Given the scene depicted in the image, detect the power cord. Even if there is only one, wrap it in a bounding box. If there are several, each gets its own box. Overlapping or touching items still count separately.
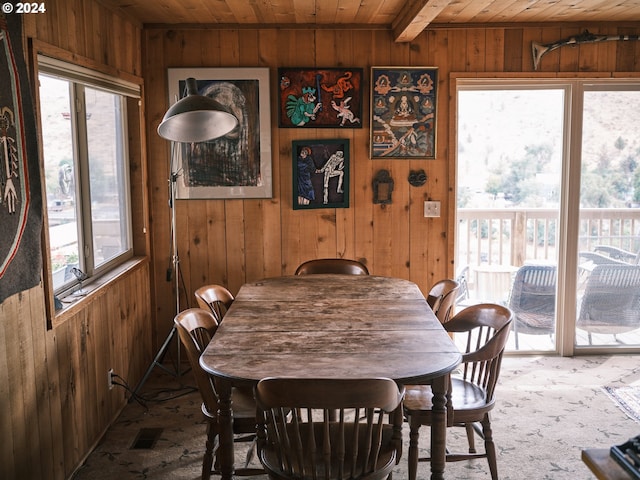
[110,372,197,410]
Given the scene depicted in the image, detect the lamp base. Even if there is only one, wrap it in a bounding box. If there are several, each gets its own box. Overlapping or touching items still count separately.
[129,324,189,402]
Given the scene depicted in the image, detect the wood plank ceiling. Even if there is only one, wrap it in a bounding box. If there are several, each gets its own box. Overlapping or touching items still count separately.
[98,0,640,42]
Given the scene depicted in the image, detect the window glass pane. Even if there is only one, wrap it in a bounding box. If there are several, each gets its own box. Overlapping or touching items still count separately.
[39,75,81,291]
[85,87,130,268]
[576,88,640,348]
[456,87,565,352]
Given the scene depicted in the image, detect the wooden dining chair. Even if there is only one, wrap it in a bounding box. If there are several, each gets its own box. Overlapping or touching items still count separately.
[404,303,513,480]
[294,258,370,275]
[194,284,235,323]
[174,308,263,479]
[427,279,460,323]
[255,377,404,480]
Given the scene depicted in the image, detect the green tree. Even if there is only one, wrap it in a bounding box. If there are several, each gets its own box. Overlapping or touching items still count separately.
[487,143,553,205]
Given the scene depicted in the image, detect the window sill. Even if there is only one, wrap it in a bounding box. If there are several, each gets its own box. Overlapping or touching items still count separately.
[50,256,149,328]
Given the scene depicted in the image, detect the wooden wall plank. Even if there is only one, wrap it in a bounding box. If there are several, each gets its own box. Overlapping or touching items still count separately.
[0,298,17,479]
[44,324,65,478]
[466,28,486,71]
[616,26,640,72]
[504,28,524,72]
[558,27,581,72]
[13,291,42,479]
[258,29,284,276]
[5,4,148,480]
[239,29,271,282]
[27,290,52,478]
[578,25,601,71]
[350,29,375,270]
[485,29,505,71]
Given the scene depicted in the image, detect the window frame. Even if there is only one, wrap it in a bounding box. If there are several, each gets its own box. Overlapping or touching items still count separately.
[36,54,141,325]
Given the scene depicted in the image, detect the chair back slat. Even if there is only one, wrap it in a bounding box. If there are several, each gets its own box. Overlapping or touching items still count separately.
[256,377,404,480]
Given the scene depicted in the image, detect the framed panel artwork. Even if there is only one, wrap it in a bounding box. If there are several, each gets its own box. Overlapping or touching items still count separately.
[370,66,438,159]
[167,67,272,199]
[292,139,349,210]
[278,68,363,128]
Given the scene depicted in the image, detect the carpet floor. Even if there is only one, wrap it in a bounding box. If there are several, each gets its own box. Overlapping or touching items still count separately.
[72,355,640,480]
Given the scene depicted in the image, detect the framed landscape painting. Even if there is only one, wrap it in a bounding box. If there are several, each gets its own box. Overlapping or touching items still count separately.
[278,68,363,128]
[370,67,438,159]
[167,67,272,199]
[292,139,349,210]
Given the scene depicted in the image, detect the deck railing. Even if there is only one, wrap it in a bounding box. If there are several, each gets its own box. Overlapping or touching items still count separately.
[457,208,640,271]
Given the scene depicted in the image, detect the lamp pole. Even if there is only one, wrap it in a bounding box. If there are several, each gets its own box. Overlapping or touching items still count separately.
[130,77,238,401]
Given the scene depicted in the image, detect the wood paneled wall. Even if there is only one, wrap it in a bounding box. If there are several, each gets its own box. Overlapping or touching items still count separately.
[3,6,639,478]
[143,24,640,330]
[1,2,150,479]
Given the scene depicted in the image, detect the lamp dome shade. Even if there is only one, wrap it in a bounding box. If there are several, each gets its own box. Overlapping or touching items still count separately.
[157,77,238,143]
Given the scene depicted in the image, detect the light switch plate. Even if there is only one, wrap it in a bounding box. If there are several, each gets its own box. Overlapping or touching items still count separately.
[424,201,441,217]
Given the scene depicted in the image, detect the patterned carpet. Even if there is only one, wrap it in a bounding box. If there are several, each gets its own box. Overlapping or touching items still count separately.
[71,355,640,480]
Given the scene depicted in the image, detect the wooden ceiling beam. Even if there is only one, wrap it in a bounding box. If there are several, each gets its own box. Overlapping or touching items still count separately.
[392,0,454,42]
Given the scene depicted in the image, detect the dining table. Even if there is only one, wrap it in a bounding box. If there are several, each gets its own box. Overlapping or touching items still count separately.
[199,274,462,479]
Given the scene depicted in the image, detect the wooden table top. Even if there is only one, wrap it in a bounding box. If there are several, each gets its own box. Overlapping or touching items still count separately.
[582,449,635,480]
[200,274,462,385]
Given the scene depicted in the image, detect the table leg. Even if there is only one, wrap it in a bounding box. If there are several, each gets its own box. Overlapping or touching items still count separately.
[430,374,449,480]
[214,378,234,480]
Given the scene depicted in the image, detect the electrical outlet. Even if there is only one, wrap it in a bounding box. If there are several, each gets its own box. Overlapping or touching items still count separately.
[108,369,115,390]
[424,200,441,217]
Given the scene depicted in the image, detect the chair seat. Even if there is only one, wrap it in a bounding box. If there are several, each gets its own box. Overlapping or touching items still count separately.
[404,377,488,413]
[259,423,398,480]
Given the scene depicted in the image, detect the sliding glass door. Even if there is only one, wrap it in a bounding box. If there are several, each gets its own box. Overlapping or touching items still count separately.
[575,86,640,349]
[456,79,640,355]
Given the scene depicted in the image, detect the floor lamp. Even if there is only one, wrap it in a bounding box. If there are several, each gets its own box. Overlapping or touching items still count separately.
[131,78,238,399]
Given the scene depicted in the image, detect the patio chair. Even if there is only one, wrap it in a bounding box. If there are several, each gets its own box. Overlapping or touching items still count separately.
[255,377,404,480]
[577,264,640,344]
[507,264,557,350]
[455,265,470,304]
[579,244,640,266]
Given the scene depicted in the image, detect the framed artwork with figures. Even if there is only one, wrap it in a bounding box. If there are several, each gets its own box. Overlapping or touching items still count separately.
[370,67,438,159]
[292,139,350,210]
[278,68,363,128]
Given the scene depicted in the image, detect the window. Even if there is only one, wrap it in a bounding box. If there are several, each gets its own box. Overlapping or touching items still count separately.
[38,57,140,299]
[455,77,640,355]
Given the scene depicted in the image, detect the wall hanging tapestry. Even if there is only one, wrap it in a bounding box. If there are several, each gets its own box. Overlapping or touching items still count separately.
[0,13,43,304]
[370,66,437,159]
